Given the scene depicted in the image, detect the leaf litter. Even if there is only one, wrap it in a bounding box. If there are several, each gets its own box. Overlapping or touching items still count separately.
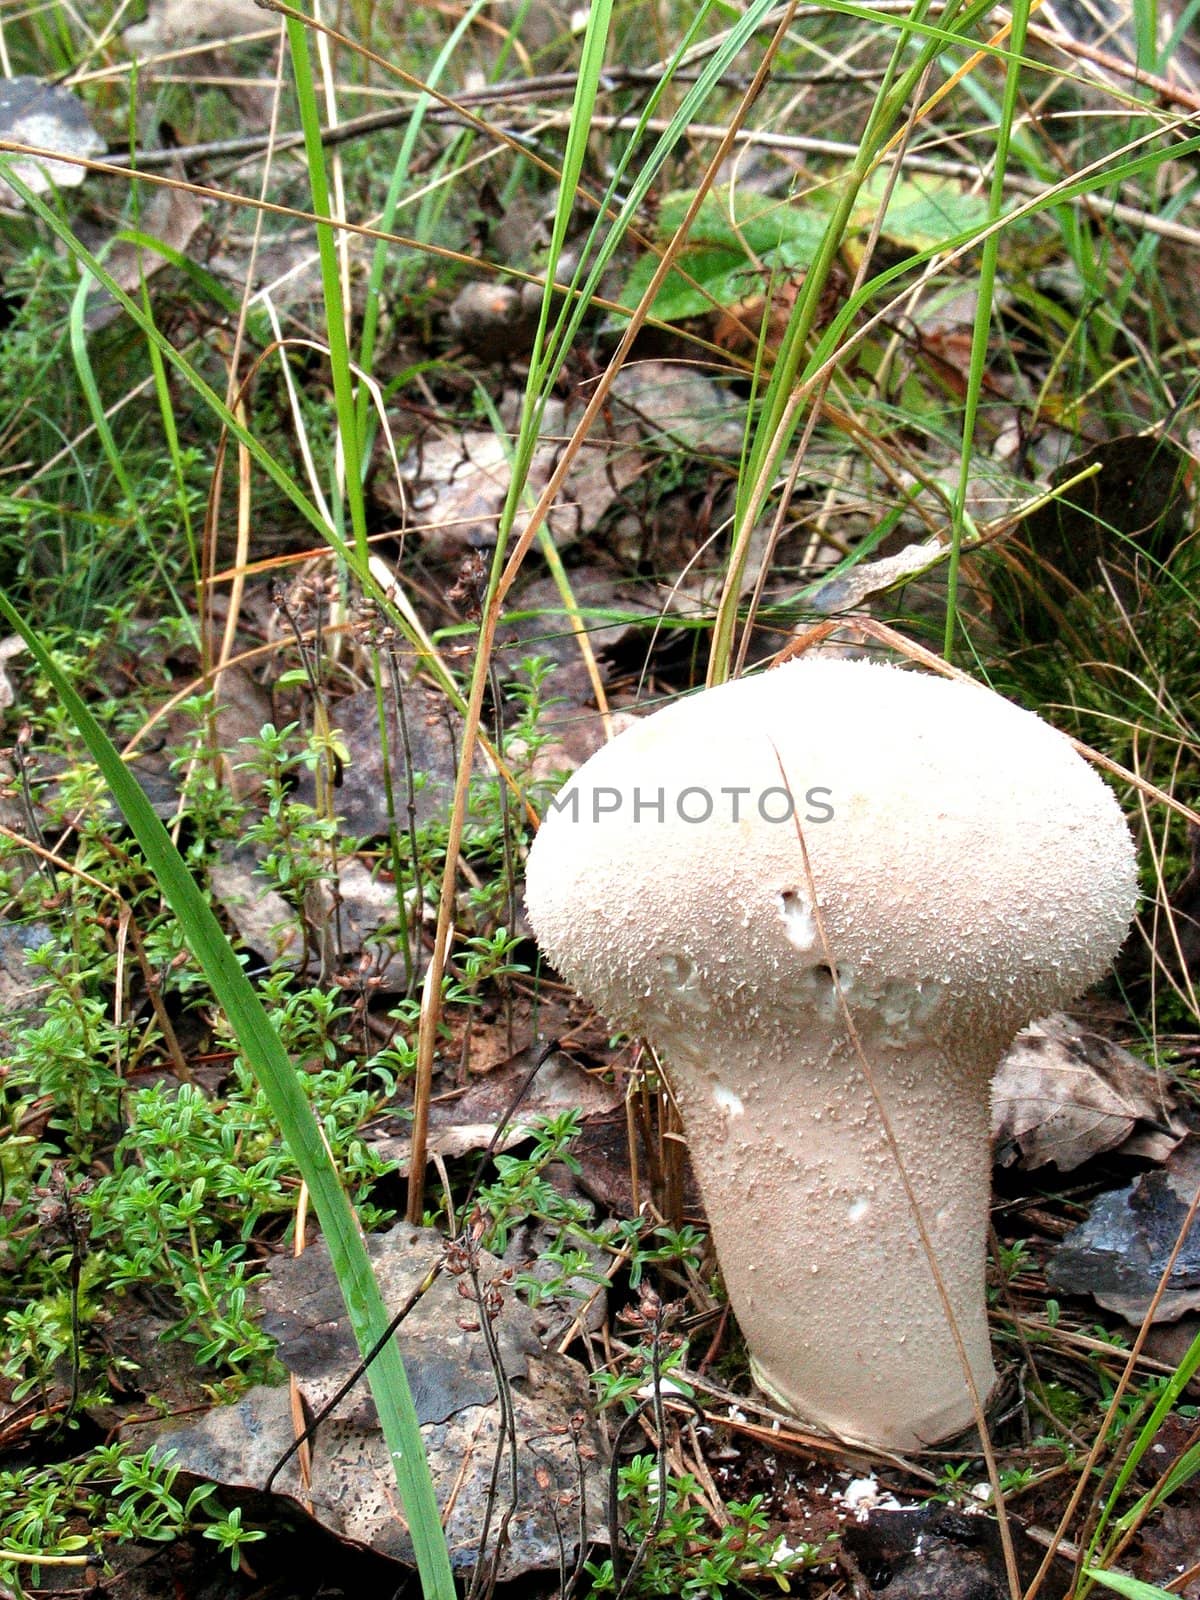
[135,1223,608,1581]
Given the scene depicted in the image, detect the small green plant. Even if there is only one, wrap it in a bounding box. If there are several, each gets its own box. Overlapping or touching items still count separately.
[473,1109,593,1254]
[932,1460,982,1504]
[586,1459,818,1599]
[451,926,531,999]
[989,1238,1034,1297]
[237,722,342,960]
[200,1503,268,1571]
[0,1444,227,1590]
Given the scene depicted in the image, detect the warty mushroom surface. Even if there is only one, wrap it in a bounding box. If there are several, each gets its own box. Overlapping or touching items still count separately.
[524,657,1138,1452]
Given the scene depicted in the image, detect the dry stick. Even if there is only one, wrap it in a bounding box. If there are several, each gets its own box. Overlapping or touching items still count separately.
[378,627,425,997]
[0,140,569,297]
[607,1314,706,1597]
[488,663,519,959]
[560,1419,593,1600]
[1025,17,1200,112]
[520,115,1200,248]
[7,98,1191,385]
[221,401,253,682]
[462,1231,521,1600]
[406,5,802,1225]
[1168,1559,1200,1595]
[89,65,870,169]
[119,913,193,1085]
[69,27,283,86]
[6,737,53,887]
[0,827,121,912]
[406,955,446,1224]
[80,92,1200,249]
[90,837,192,1086]
[1010,1318,1179,1379]
[209,16,286,678]
[201,339,295,676]
[287,1179,315,1514]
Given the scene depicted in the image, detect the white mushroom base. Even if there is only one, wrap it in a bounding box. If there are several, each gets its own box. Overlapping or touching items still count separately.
[669,1030,999,1453]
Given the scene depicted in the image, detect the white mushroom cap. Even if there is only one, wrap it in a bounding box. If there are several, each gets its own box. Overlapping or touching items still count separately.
[525,658,1138,1450]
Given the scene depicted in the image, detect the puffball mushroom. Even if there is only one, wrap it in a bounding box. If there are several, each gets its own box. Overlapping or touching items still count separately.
[524,658,1138,1453]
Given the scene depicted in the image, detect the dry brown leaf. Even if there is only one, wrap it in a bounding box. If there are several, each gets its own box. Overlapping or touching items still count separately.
[992,1011,1185,1171]
[86,182,207,332]
[137,1224,606,1580]
[369,1044,623,1176]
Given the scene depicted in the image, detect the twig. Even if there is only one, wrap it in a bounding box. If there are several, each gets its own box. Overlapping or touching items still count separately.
[459,1223,520,1600]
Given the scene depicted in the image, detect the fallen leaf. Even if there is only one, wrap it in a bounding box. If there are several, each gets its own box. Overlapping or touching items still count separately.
[124,0,269,50]
[209,850,302,968]
[615,186,829,324]
[992,1012,1185,1171]
[807,537,944,615]
[138,1224,607,1581]
[368,1041,623,1176]
[607,361,746,457]
[0,78,104,205]
[847,170,990,254]
[292,673,482,838]
[392,392,642,559]
[85,182,208,332]
[1046,1136,1200,1322]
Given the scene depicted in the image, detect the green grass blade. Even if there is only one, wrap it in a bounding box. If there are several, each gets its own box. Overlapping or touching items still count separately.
[707,0,991,682]
[66,265,191,629]
[1085,1573,1176,1599]
[944,0,1031,659]
[0,595,456,1600]
[284,11,369,563]
[355,0,489,447]
[1078,1325,1200,1594]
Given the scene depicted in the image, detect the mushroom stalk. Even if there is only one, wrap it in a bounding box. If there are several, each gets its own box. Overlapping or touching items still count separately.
[669,1027,999,1449]
[525,659,1137,1452]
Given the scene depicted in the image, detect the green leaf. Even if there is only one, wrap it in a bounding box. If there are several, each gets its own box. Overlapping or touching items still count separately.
[849,169,991,250]
[615,186,831,321]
